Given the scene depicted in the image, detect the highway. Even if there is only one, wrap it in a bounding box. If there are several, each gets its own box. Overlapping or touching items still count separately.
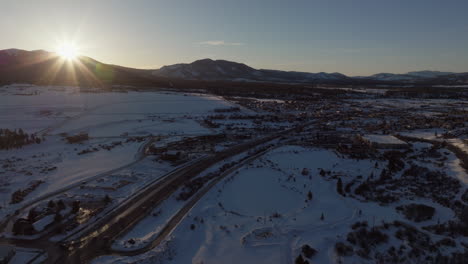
[113,143,280,257]
[62,131,283,263]
[1,124,308,264]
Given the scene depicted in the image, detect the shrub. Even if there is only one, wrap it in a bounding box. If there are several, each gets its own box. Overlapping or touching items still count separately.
[396,204,435,222]
[301,244,317,258]
[65,133,89,144]
[335,242,353,256]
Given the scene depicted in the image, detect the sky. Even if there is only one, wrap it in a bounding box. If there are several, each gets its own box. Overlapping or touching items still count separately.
[1,0,467,76]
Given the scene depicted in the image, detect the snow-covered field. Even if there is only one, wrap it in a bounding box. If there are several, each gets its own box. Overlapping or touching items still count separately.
[94,139,467,263]
[0,85,231,135]
[2,84,467,264]
[92,146,402,263]
[0,85,237,218]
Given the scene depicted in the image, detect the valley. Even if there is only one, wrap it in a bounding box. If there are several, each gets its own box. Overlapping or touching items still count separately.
[0,83,466,263]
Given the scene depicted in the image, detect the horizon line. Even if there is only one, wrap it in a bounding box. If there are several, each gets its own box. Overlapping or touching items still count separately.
[1,48,464,77]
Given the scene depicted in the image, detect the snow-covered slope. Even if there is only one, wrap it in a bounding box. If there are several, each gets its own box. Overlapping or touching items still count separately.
[362,70,461,82]
[406,70,454,78]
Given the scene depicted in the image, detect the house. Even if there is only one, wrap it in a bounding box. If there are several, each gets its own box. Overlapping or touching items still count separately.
[12,218,35,236]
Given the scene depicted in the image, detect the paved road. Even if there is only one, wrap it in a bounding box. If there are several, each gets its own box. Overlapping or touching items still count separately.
[2,124,308,264]
[113,144,280,257]
[61,132,284,263]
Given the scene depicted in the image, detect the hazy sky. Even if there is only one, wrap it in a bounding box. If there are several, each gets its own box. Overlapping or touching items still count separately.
[1,0,467,75]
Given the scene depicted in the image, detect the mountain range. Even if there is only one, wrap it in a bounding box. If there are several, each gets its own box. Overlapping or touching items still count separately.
[1,49,467,87]
[152,59,350,83]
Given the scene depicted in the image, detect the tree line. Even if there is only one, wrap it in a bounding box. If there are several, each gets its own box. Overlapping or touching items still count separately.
[0,128,42,150]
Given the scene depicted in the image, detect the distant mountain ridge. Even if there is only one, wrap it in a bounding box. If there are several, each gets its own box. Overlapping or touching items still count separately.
[358,71,458,81]
[152,58,350,83]
[153,58,468,85]
[0,49,467,86]
[0,49,168,87]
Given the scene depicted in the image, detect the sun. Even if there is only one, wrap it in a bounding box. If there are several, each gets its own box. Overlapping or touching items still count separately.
[56,43,79,60]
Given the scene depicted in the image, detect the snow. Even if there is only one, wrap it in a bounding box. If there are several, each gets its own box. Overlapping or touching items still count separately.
[2,84,467,263]
[98,140,467,263]
[112,195,185,251]
[0,85,233,135]
[0,85,239,218]
[32,214,54,232]
[8,248,42,264]
[362,134,407,145]
[406,70,453,78]
[98,145,388,264]
[219,167,304,215]
[0,245,14,261]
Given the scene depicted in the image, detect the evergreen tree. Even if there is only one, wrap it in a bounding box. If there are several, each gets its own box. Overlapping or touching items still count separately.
[47,200,56,209]
[103,195,112,204]
[54,213,63,223]
[28,209,38,221]
[337,178,344,195]
[57,200,66,211]
[72,200,81,213]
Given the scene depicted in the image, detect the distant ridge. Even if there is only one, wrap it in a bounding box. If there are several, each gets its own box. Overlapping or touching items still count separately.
[1,49,467,86]
[152,58,468,85]
[152,58,350,83]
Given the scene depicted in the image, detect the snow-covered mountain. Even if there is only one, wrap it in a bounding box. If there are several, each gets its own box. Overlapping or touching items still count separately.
[406,70,454,78]
[152,59,351,83]
[361,71,457,82]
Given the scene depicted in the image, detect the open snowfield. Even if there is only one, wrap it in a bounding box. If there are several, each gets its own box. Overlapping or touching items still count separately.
[0,84,232,135]
[0,85,238,217]
[97,145,455,264]
[95,142,466,264]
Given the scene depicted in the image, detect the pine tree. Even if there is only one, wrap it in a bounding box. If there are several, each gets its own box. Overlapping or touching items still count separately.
[72,200,80,213]
[103,195,112,204]
[28,209,38,221]
[57,200,66,211]
[54,213,63,223]
[47,200,56,209]
[337,178,344,195]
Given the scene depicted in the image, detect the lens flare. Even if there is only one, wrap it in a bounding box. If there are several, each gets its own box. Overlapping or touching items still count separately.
[56,43,79,60]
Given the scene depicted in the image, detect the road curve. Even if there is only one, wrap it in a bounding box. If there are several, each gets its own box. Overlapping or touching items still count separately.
[113,144,279,257]
[2,124,308,264]
[62,132,283,263]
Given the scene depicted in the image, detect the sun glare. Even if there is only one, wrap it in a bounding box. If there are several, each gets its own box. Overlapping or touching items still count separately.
[56,43,79,60]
